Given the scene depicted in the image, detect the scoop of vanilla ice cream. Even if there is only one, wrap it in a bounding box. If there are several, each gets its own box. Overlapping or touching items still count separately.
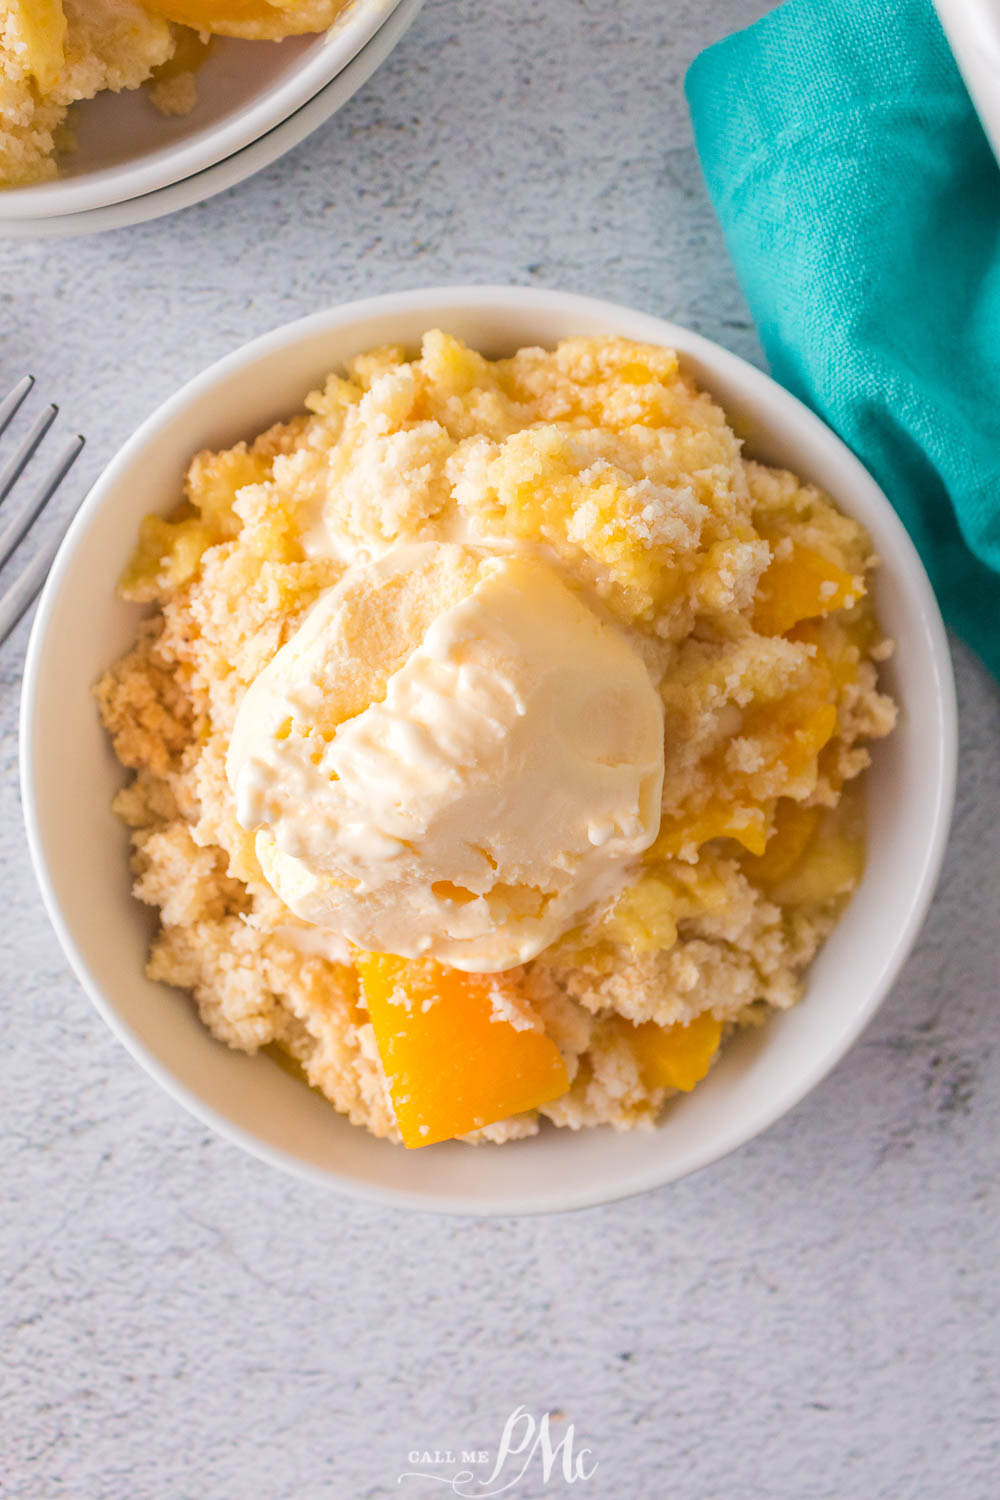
[227,542,664,971]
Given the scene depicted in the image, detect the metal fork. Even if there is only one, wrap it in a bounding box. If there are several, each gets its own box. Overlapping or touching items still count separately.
[0,376,85,647]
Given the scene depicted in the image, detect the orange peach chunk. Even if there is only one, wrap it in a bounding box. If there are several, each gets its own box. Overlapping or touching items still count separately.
[651,799,770,859]
[625,1012,723,1093]
[357,955,569,1148]
[141,0,342,39]
[774,698,838,782]
[740,798,822,889]
[15,0,66,91]
[754,542,862,636]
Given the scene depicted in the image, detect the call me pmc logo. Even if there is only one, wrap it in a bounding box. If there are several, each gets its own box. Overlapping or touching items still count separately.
[399,1406,598,1496]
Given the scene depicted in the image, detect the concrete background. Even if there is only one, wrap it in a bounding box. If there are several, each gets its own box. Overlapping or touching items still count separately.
[2,1,998,1496]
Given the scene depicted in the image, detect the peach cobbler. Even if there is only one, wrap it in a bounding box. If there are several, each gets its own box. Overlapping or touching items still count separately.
[96,333,896,1146]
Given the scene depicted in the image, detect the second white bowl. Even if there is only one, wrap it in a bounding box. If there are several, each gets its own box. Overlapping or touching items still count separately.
[20,287,957,1214]
[0,0,408,223]
[0,0,424,239]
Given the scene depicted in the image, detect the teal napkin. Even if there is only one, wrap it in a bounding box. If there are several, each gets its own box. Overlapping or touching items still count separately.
[686,0,1000,678]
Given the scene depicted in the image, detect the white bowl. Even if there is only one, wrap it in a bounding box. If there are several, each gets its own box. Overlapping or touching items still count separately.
[20,287,957,1215]
[933,0,1000,166]
[0,0,406,223]
[0,0,423,239]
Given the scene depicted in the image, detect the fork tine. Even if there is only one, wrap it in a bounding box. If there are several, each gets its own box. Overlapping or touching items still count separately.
[0,435,86,647]
[0,502,80,646]
[0,433,85,572]
[0,376,34,438]
[0,402,58,507]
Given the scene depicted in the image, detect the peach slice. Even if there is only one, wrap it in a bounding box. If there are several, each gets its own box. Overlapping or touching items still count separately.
[140,0,339,39]
[621,1012,723,1093]
[740,798,822,889]
[754,542,862,637]
[14,0,66,91]
[357,955,569,1148]
[651,799,770,859]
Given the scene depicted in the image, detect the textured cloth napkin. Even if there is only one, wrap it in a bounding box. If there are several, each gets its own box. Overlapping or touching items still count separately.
[686,0,1000,677]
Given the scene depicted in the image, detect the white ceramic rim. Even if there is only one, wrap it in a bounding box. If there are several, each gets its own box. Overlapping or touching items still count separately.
[20,287,958,1215]
[933,0,1000,166]
[0,0,422,240]
[0,0,406,221]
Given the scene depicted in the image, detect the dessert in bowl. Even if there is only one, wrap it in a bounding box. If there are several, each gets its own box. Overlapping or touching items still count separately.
[96,330,896,1147]
[21,288,956,1213]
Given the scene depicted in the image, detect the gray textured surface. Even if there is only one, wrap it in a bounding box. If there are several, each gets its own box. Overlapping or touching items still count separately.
[2,2,999,1496]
